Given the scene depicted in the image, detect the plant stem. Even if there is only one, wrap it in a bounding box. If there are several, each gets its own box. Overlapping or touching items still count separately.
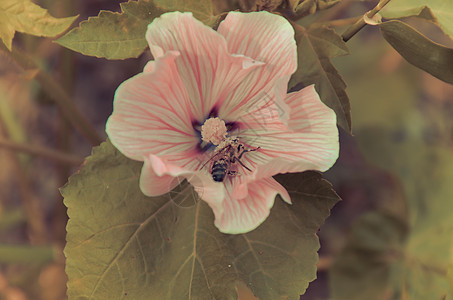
[0,42,103,146]
[341,0,392,42]
[0,138,83,166]
[0,119,47,244]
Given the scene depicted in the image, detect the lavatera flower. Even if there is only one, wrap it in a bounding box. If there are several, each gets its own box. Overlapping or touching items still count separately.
[106,11,339,234]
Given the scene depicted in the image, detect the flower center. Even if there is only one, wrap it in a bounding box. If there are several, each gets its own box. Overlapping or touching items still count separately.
[201,117,227,145]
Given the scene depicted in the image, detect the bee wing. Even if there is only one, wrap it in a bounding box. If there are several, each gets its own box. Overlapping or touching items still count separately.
[199,144,231,170]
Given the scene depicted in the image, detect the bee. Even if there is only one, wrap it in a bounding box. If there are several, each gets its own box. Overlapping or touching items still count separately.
[200,137,260,182]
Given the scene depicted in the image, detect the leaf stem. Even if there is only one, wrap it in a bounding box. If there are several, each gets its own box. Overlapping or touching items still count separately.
[341,0,392,42]
[0,42,103,146]
[0,138,84,166]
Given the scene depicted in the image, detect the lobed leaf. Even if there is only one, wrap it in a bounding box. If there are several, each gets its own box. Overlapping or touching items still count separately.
[0,0,77,50]
[379,20,453,84]
[56,1,165,60]
[289,24,351,133]
[238,172,340,300]
[56,0,221,59]
[449,244,453,293]
[62,140,339,300]
[381,0,453,40]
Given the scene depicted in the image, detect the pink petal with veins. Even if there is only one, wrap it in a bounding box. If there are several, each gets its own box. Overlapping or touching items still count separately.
[141,154,226,218]
[106,51,198,165]
[217,11,297,120]
[146,12,263,120]
[239,85,338,179]
[215,177,290,234]
[107,12,339,234]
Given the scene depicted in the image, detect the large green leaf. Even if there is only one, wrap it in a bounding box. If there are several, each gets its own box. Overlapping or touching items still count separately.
[381,0,453,40]
[56,0,220,60]
[0,0,77,50]
[62,140,339,300]
[449,243,453,293]
[379,20,453,84]
[289,25,351,133]
[56,1,164,60]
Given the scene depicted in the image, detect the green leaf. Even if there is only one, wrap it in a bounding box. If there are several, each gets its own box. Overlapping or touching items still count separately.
[289,24,351,133]
[448,243,453,293]
[153,0,219,27]
[0,0,77,50]
[379,20,453,84]
[62,140,339,299]
[57,0,221,59]
[244,172,340,300]
[381,0,453,40]
[56,1,165,60]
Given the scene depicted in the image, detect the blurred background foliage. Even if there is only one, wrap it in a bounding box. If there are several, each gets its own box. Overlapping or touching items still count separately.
[0,0,452,299]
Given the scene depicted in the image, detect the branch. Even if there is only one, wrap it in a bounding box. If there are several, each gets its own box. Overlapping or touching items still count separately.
[0,42,103,146]
[341,0,392,42]
[0,138,84,166]
[0,119,47,244]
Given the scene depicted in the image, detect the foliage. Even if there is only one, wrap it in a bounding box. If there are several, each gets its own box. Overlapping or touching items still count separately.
[379,20,453,84]
[329,34,453,299]
[1,0,453,299]
[56,0,219,60]
[152,0,220,26]
[56,1,165,60]
[381,0,453,40]
[289,0,340,17]
[0,0,77,50]
[289,24,351,132]
[61,141,339,300]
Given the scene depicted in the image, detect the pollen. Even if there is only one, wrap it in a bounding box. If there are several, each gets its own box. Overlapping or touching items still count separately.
[201,117,227,145]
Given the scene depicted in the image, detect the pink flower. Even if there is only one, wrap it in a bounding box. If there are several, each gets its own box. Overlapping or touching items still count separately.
[106,11,338,234]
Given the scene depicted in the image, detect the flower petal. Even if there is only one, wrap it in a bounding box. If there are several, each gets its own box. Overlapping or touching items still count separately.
[238,85,339,177]
[140,154,184,196]
[214,177,290,234]
[146,12,262,119]
[140,154,225,217]
[216,11,297,119]
[106,50,202,170]
[143,60,154,72]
